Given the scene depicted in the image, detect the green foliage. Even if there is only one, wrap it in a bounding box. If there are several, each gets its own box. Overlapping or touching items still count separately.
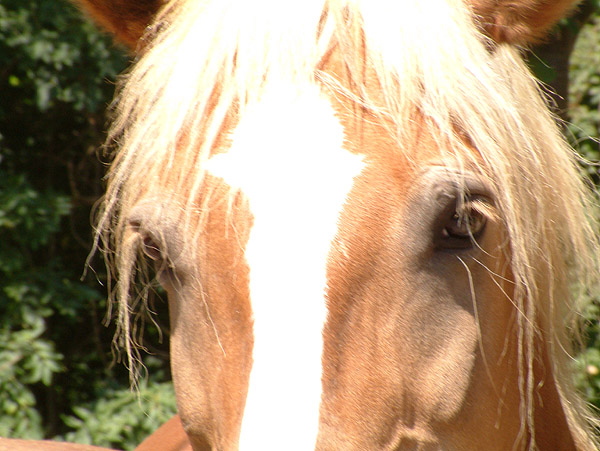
[61,369,177,450]
[0,0,126,113]
[569,14,600,178]
[0,1,175,449]
[575,300,600,411]
[0,174,70,439]
[569,9,600,422]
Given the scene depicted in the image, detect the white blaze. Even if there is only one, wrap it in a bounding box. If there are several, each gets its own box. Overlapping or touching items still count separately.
[207,81,363,449]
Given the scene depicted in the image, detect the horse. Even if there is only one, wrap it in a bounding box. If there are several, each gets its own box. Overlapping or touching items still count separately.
[2,0,599,449]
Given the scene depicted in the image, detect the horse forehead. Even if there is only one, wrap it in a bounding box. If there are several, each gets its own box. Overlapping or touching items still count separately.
[208,82,362,187]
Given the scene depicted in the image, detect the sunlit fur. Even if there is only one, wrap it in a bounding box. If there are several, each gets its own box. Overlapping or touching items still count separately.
[91,0,600,447]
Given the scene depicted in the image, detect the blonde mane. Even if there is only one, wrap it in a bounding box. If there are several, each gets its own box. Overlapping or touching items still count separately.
[93,0,600,447]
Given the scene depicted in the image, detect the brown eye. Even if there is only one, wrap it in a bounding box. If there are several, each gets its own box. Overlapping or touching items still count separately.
[129,220,163,261]
[439,195,490,249]
[141,234,162,261]
[442,200,487,240]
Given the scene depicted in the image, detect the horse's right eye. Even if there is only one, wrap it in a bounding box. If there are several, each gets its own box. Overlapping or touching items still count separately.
[129,220,163,261]
[141,234,162,261]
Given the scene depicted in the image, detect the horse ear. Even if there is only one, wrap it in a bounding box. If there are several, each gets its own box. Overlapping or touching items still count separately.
[72,0,164,49]
[469,0,580,45]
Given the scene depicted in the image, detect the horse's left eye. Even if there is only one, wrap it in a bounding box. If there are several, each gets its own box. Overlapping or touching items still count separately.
[439,196,489,249]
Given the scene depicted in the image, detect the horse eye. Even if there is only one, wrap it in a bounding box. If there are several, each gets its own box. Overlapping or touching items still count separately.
[142,235,162,261]
[129,220,163,261]
[440,196,489,248]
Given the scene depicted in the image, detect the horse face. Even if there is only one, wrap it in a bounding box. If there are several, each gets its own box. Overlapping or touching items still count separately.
[129,81,530,449]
